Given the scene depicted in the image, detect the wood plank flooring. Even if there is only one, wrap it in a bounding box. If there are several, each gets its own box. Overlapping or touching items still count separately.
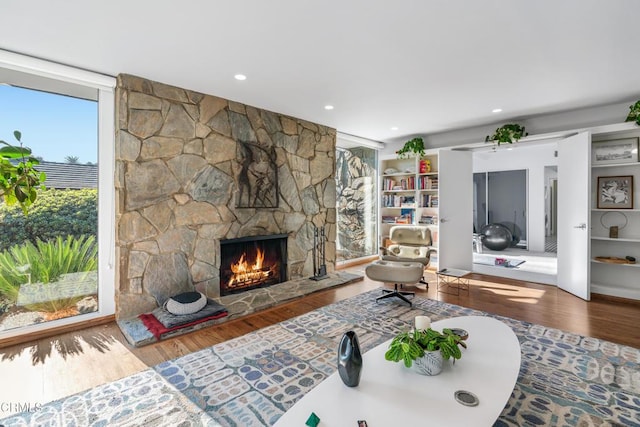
[0,267,638,417]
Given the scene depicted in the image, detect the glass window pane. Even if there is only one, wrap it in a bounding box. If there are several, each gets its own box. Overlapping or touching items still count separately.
[336,146,378,262]
[0,84,98,332]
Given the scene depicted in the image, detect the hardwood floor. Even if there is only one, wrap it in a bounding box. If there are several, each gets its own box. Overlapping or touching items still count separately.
[0,267,638,417]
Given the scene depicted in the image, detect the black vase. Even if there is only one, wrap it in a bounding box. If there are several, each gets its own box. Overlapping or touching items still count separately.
[337,330,362,387]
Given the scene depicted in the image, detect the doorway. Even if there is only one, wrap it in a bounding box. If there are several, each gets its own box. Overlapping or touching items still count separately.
[473,169,528,249]
[544,166,558,253]
[471,142,559,284]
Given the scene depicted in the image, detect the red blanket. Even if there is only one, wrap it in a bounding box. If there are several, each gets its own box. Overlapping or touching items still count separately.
[139,311,228,339]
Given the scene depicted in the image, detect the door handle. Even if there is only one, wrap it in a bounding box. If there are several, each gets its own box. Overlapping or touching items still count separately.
[440,218,448,223]
[573,223,586,229]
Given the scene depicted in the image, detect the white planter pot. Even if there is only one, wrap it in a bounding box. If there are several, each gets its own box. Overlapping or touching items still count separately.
[412,350,443,375]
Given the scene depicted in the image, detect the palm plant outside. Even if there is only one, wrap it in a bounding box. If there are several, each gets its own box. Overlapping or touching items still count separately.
[0,131,98,329]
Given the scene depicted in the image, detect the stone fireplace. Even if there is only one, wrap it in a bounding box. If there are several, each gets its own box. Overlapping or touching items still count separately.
[219,234,287,296]
[115,74,337,320]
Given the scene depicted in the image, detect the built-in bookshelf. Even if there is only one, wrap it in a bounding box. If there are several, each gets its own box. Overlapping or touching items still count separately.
[589,130,640,300]
[380,152,439,249]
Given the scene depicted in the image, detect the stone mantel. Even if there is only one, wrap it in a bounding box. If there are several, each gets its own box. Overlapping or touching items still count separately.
[115,74,336,319]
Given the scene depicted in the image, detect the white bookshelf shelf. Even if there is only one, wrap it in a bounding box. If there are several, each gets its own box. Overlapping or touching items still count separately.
[592,162,640,169]
[591,259,640,267]
[591,236,640,243]
[591,208,640,212]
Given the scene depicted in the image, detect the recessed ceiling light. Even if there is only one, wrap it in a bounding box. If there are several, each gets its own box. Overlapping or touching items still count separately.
[492,108,503,113]
[234,74,247,81]
[391,126,399,131]
[324,105,334,110]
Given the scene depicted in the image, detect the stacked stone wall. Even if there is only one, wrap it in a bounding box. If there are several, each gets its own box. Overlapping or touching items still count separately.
[115,74,336,319]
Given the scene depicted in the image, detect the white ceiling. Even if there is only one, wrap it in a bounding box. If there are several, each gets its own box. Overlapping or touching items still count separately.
[2,0,640,145]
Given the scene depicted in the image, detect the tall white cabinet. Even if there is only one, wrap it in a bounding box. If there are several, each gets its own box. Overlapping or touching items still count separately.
[558,123,640,301]
[589,126,640,300]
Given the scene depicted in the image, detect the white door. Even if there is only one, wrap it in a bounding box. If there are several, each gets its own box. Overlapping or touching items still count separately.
[557,132,591,300]
[438,150,473,270]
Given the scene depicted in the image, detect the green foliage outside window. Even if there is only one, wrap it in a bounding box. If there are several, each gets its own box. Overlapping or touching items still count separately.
[0,131,47,214]
[0,234,97,305]
[0,188,97,252]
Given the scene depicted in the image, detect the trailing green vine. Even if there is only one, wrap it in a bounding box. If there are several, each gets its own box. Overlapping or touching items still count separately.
[485,124,528,145]
[396,137,425,159]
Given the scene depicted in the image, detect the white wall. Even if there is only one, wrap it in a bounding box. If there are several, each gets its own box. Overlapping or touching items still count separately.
[382,100,633,155]
[473,143,558,252]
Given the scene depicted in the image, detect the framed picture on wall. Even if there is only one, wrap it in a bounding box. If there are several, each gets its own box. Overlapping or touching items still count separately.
[592,138,639,165]
[597,175,634,209]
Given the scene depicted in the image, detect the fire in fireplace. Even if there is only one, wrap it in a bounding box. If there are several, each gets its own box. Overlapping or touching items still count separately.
[219,234,287,296]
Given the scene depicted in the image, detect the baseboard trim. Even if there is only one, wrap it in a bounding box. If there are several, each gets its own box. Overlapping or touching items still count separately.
[591,292,640,306]
[336,255,378,269]
[0,314,115,348]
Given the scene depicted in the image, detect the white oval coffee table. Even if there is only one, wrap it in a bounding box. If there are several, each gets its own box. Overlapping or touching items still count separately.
[274,316,521,427]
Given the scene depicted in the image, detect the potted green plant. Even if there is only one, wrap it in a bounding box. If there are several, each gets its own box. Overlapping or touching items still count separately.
[384,327,465,375]
[396,137,426,159]
[485,124,527,146]
[625,100,640,125]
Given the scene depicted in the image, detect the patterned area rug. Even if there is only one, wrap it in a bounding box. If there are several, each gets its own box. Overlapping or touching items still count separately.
[2,289,639,426]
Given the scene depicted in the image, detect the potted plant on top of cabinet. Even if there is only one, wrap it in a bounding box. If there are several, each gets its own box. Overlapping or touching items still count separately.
[485,124,528,146]
[625,100,640,125]
[396,137,426,159]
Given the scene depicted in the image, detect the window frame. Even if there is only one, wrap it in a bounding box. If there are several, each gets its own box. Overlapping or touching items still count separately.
[0,50,116,339]
[335,133,381,265]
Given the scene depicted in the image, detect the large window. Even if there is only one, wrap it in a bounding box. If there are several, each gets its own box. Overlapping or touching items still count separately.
[336,145,378,263]
[0,51,115,339]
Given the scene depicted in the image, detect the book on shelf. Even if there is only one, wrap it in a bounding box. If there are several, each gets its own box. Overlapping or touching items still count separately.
[418,175,439,190]
[401,196,415,207]
[419,215,438,225]
[399,208,414,223]
[382,194,411,207]
[385,176,418,191]
[420,193,439,207]
[383,178,400,191]
[394,215,411,224]
[399,176,415,190]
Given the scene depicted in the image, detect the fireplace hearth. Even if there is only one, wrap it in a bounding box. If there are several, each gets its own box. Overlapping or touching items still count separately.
[219,234,288,296]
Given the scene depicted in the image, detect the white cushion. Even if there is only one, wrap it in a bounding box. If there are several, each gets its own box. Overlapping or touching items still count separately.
[164,291,207,315]
[388,244,430,259]
[365,260,424,284]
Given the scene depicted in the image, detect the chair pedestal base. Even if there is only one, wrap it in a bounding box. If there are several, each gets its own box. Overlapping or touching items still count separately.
[376,284,415,306]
